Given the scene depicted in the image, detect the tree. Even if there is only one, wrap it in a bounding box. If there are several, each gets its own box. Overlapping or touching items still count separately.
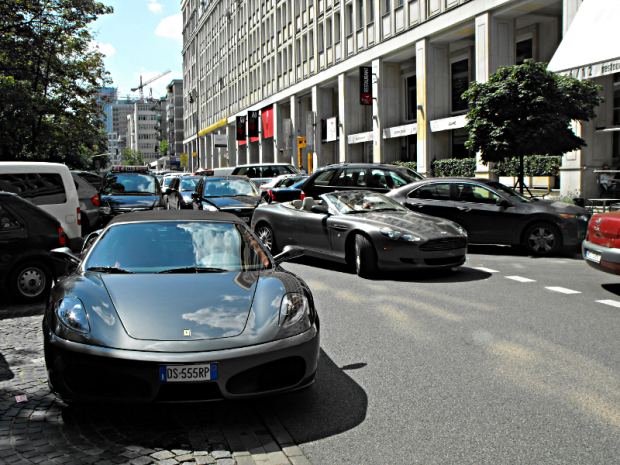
[121,148,145,166]
[463,60,603,194]
[0,0,114,168]
[158,140,169,157]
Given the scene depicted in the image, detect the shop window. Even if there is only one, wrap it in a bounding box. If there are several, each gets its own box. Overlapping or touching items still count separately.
[452,129,470,159]
[406,75,417,121]
[451,59,469,113]
[516,38,533,65]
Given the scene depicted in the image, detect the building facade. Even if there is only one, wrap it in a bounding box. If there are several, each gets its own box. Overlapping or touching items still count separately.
[129,102,161,162]
[182,0,612,198]
[167,80,185,169]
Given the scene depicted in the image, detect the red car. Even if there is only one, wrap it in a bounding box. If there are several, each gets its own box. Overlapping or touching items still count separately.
[583,211,620,275]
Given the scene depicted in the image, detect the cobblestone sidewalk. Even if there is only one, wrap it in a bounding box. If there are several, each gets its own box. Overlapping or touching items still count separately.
[0,315,312,465]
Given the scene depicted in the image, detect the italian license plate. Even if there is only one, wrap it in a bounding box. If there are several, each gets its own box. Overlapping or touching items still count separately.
[159,363,218,382]
[585,250,602,264]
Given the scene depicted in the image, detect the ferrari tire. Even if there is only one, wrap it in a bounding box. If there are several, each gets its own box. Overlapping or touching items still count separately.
[8,261,52,302]
[523,222,561,256]
[256,224,278,254]
[354,234,378,278]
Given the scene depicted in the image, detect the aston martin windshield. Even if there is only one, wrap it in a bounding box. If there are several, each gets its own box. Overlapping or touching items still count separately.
[102,173,158,194]
[203,179,259,197]
[326,191,408,214]
[85,221,270,272]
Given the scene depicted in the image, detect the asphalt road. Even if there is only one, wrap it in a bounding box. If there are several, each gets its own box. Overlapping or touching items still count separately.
[265,245,620,464]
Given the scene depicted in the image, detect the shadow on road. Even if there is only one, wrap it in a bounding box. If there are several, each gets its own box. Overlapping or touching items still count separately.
[468,243,582,260]
[601,283,620,297]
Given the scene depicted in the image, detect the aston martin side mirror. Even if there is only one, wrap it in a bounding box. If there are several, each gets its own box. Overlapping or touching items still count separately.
[51,247,82,268]
[273,245,305,265]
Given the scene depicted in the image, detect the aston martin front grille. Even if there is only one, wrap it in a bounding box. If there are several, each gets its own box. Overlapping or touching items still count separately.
[419,237,467,251]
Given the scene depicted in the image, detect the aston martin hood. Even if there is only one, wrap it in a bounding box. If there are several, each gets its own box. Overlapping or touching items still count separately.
[102,272,259,340]
[361,211,462,238]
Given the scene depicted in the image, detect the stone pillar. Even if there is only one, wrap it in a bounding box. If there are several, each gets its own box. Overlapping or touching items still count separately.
[563,0,583,35]
[273,103,281,163]
[338,73,347,163]
[290,94,299,168]
[311,85,320,170]
[416,39,431,176]
[372,57,383,163]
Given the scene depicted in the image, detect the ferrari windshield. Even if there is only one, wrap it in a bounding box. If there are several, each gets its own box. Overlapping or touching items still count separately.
[326,191,408,214]
[102,173,158,195]
[202,179,259,197]
[85,221,270,273]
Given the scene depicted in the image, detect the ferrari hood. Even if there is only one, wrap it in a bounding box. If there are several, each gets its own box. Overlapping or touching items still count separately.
[361,211,463,238]
[102,272,258,341]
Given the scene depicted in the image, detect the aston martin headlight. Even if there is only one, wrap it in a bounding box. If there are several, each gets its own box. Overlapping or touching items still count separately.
[56,298,90,334]
[453,224,468,237]
[279,293,309,327]
[380,227,421,242]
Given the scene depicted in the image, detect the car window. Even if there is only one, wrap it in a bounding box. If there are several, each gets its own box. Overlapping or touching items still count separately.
[313,169,336,186]
[180,178,199,192]
[407,183,451,200]
[386,171,410,188]
[335,168,367,187]
[370,169,389,188]
[203,179,259,197]
[0,202,23,230]
[281,177,303,188]
[0,173,67,205]
[456,183,500,204]
[103,173,158,194]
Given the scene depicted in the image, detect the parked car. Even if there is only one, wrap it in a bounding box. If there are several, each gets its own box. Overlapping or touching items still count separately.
[299,163,421,200]
[45,210,319,403]
[192,176,265,224]
[165,176,201,209]
[386,177,590,255]
[260,174,309,203]
[251,190,468,277]
[582,211,620,275]
[73,171,103,191]
[0,192,67,302]
[0,162,82,250]
[70,172,100,235]
[231,163,300,187]
[98,166,166,226]
[195,167,235,176]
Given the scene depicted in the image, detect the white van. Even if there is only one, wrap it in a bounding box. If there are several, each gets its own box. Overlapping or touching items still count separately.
[0,162,82,247]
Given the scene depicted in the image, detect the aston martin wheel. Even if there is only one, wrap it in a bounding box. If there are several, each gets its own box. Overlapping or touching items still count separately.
[9,261,52,302]
[523,222,561,256]
[354,235,378,278]
[256,224,277,254]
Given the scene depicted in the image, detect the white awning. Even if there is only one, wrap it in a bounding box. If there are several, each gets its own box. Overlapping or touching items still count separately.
[383,123,417,139]
[347,131,373,144]
[549,0,620,79]
[430,114,467,132]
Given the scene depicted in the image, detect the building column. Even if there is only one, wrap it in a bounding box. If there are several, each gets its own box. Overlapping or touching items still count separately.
[311,85,320,171]
[273,103,282,163]
[258,109,264,164]
[338,73,347,163]
[290,94,299,168]
[416,39,431,176]
[372,57,383,163]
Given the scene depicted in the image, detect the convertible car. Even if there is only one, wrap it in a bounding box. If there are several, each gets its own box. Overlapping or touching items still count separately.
[45,210,319,403]
[251,191,468,277]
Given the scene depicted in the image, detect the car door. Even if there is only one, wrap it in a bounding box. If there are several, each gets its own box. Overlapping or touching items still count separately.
[290,205,332,255]
[367,169,393,194]
[170,178,181,209]
[305,169,339,198]
[403,182,457,220]
[330,168,371,194]
[451,182,519,243]
[0,200,28,270]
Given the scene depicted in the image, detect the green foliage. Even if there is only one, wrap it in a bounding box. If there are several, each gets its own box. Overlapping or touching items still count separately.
[158,140,169,156]
[492,155,562,176]
[431,158,476,177]
[121,149,145,166]
[0,0,114,168]
[389,161,417,171]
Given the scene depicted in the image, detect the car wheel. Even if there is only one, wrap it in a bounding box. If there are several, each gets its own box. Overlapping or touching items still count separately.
[523,222,561,255]
[9,261,52,302]
[256,224,278,254]
[354,234,378,278]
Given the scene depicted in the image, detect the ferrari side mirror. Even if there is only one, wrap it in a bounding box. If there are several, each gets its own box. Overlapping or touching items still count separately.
[51,247,82,268]
[273,245,305,265]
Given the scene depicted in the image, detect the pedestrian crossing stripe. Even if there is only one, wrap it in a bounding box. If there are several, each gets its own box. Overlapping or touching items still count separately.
[505,276,536,283]
[596,300,620,308]
[472,267,499,273]
[545,286,581,294]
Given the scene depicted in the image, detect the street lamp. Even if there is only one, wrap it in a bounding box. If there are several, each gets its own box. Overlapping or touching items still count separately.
[189,88,199,172]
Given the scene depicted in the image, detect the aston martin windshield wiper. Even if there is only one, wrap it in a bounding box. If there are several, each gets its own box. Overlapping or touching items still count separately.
[86,266,134,274]
[156,266,229,274]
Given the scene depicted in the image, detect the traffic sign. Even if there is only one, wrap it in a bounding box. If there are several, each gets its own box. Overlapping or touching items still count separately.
[297,137,306,148]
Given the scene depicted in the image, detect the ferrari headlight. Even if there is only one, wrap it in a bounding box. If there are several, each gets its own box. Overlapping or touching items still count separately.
[56,298,90,334]
[380,227,421,242]
[279,293,309,327]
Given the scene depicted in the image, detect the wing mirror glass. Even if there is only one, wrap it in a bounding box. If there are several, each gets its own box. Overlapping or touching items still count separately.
[81,230,102,255]
[496,198,511,208]
[273,245,304,265]
[51,247,82,268]
[311,204,329,215]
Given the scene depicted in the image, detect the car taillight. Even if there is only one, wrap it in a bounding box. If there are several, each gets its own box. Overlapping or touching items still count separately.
[300,192,306,201]
[91,194,99,206]
[269,189,275,200]
[58,228,66,246]
[77,207,81,225]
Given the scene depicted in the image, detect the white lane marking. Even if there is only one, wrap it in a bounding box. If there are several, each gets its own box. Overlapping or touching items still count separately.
[472,267,499,273]
[505,276,536,283]
[596,300,620,308]
[545,286,581,294]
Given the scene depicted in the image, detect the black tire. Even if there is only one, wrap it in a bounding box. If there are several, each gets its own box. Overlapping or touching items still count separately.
[354,234,378,278]
[523,222,561,256]
[8,261,52,302]
[256,224,278,254]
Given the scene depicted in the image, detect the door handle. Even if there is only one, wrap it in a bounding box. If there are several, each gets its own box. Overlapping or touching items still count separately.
[457,207,472,212]
[329,224,348,231]
[409,203,424,208]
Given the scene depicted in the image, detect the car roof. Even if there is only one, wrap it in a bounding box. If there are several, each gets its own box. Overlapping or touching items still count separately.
[0,191,62,225]
[203,175,252,181]
[322,163,411,170]
[106,210,243,226]
[234,163,294,167]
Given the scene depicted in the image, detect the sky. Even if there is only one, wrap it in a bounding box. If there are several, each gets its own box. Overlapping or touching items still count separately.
[90,0,184,100]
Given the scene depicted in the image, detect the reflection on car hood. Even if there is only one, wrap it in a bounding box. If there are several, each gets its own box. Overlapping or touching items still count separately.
[518,199,590,215]
[205,196,261,209]
[101,195,159,210]
[357,211,462,238]
[102,272,258,340]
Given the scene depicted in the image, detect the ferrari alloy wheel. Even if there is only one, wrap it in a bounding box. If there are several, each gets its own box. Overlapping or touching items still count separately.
[524,222,561,256]
[354,235,378,278]
[9,261,52,302]
[256,225,277,254]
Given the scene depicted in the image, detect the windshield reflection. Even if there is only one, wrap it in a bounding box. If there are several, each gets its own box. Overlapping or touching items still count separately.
[490,182,530,203]
[326,192,408,214]
[103,174,157,194]
[203,179,259,197]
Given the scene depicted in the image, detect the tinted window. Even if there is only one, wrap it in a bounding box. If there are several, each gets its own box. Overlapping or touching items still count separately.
[280,176,304,188]
[0,202,23,230]
[312,169,336,186]
[335,168,367,187]
[386,171,410,188]
[103,173,158,194]
[79,173,102,190]
[203,179,259,197]
[370,169,388,188]
[456,183,500,204]
[179,178,199,192]
[408,183,451,200]
[0,173,67,205]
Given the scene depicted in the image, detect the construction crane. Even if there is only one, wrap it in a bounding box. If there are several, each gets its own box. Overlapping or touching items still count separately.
[131,70,172,103]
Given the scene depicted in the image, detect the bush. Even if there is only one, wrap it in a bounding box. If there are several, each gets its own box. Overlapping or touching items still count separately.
[389,161,417,171]
[431,158,476,177]
[492,155,561,176]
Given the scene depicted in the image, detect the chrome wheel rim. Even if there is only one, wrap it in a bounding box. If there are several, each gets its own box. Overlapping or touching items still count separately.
[18,267,46,297]
[257,227,273,251]
[528,227,555,253]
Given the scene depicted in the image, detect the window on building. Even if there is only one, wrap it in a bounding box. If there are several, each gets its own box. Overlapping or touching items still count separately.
[451,58,469,113]
[326,18,333,46]
[309,31,314,58]
[318,23,324,52]
[516,38,533,65]
[406,75,417,121]
[346,5,353,35]
[356,0,363,27]
[382,0,390,14]
[452,129,471,159]
[303,35,308,61]
[335,13,341,43]
[368,1,375,22]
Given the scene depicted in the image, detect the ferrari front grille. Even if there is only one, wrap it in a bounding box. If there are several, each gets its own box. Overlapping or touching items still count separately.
[419,237,467,251]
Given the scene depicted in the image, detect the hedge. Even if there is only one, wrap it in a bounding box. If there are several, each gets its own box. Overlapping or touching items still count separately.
[431,158,476,177]
[492,155,561,176]
[389,161,417,171]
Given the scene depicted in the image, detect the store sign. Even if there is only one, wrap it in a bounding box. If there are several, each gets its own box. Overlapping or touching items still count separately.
[562,58,620,80]
[213,134,227,147]
[347,131,374,144]
[236,116,246,141]
[248,111,259,138]
[430,114,467,132]
[171,156,180,166]
[359,66,372,105]
[326,117,338,142]
[383,123,417,139]
[180,153,188,166]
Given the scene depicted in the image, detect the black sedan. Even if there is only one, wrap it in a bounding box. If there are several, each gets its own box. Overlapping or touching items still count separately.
[165,176,201,209]
[386,177,590,255]
[45,210,320,404]
[192,176,265,225]
[263,177,308,203]
[251,191,468,277]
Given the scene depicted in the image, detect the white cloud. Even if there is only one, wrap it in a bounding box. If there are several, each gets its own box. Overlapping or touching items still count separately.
[148,0,162,13]
[155,14,182,39]
[89,41,116,57]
